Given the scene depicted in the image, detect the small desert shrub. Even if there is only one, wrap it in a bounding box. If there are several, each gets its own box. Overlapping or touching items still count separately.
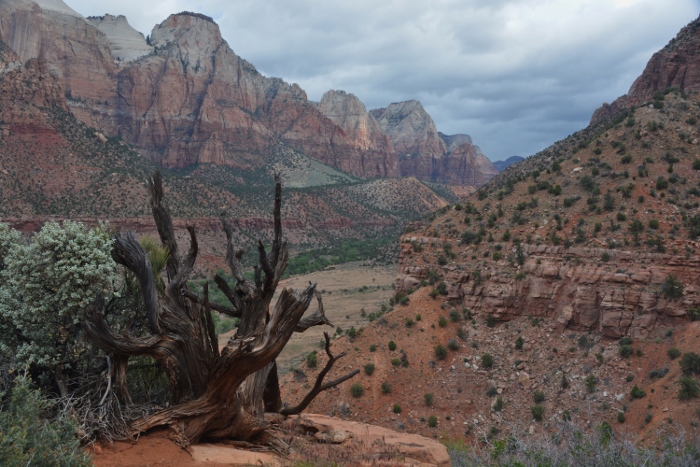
[369,344,377,352]
[306,351,318,368]
[438,316,448,328]
[350,383,364,398]
[486,386,498,397]
[668,347,681,360]
[661,274,684,299]
[494,397,504,412]
[447,339,459,351]
[435,345,448,360]
[515,336,524,350]
[481,353,494,369]
[617,412,626,423]
[531,405,545,421]
[391,358,401,366]
[0,376,92,467]
[449,309,461,322]
[680,352,700,375]
[630,385,646,399]
[619,345,634,358]
[381,382,392,394]
[533,391,545,403]
[364,363,375,376]
[424,393,434,406]
[392,403,402,414]
[388,340,397,351]
[678,376,700,400]
[428,415,438,427]
[405,317,415,327]
[585,374,598,393]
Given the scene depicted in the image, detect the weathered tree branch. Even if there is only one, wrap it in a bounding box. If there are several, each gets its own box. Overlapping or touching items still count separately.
[280,332,359,416]
[111,232,160,334]
[147,172,180,281]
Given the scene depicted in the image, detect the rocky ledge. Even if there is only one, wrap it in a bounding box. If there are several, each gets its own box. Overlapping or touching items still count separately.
[397,239,700,339]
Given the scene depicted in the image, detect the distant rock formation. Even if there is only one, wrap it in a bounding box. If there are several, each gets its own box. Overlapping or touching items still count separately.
[591,15,700,124]
[492,155,524,172]
[371,100,497,185]
[0,0,496,186]
[86,14,153,63]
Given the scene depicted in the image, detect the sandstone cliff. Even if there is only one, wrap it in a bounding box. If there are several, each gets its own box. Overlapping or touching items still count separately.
[86,14,153,63]
[0,1,497,186]
[0,0,116,126]
[397,241,700,339]
[371,100,498,185]
[591,15,700,125]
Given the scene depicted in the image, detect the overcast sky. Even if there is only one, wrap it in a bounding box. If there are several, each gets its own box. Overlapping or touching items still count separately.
[69,0,700,162]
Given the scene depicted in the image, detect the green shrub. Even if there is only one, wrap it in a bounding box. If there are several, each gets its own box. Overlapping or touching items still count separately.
[438,316,448,327]
[405,317,415,327]
[630,385,646,399]
[680,352,700,375]
[585,374,598,393]
[678,376,700,400]
[661,274,684,299]
[381,382,392,394]
[364,363,375,376]
[424,393,434,406]
[531,405,545,422]
[694,159,700,170]
[449,309,461,322]
[619,345,634,358]
[391,358,401,366]
[428,415,438,427]
[481,353,494,369]
[486,386,498,397]
[0,375,92,467]
[447,339,459,351]
[306,351,318,368]
[350,383,364,398]
[617,412,626,423]
[515,336,524,350]
[369,344,377,352]
[388,340,396,351]
[649,219,660,229]
[435,345,447,360]
[533,391,545,403]
[494,397,504,412]
[668,348,681,360]
[392,403,402,414]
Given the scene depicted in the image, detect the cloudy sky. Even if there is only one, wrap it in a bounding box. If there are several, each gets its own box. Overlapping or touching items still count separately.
[69,0,700,162]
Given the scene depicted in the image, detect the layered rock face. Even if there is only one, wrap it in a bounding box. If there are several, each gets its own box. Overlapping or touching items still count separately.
[0,1,495,185]
[371,100,498,185]
[397,241,700,339]
[591,16,700,124]
[0,0,116,126]
[86,14,153,63]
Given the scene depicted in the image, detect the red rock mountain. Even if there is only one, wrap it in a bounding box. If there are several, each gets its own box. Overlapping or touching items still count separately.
[591,15,700,124]
[0,0,496,186]
[371,100,498,185]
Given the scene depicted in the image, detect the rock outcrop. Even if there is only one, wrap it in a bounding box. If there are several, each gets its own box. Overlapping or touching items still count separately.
[86,14,153,63]
[371,100,498,185]
[0,0,116,126]
[397,241,700,339]
[591,15,700,125]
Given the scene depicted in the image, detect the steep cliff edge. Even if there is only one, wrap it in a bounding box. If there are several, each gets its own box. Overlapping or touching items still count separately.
[591,15,700,125]
[86,14,153,63]
[371,100,498,185]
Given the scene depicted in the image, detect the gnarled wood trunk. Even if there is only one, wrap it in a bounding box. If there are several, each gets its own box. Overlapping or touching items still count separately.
[86,172,357,448]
